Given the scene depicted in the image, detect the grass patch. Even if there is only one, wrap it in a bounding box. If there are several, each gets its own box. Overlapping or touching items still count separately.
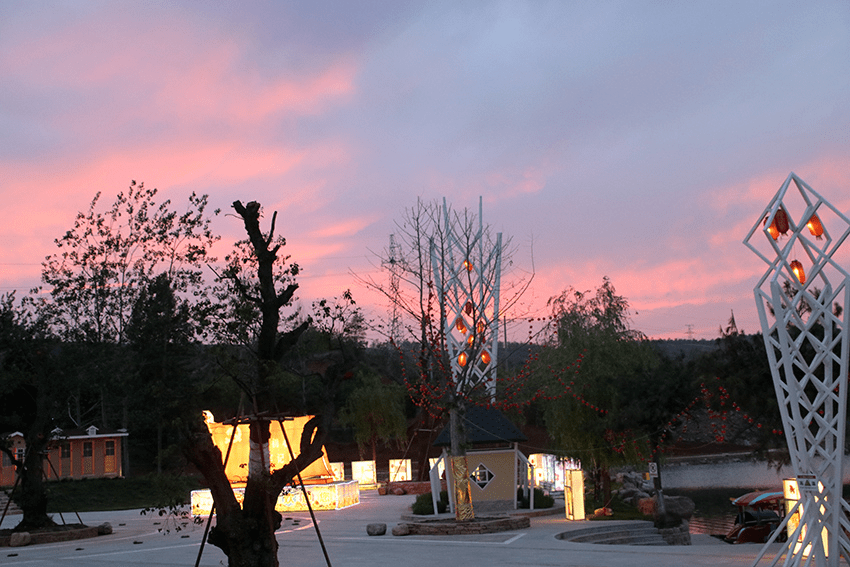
[42,475,203,513]
[585,494,649,521]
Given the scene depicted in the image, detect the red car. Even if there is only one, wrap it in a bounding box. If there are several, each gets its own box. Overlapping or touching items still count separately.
[724,490,787,544]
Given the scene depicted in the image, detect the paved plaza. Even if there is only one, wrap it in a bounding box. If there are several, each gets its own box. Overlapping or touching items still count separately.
[3,491,780,566]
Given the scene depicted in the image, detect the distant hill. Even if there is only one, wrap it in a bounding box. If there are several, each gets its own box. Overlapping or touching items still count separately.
[650,339,719,361]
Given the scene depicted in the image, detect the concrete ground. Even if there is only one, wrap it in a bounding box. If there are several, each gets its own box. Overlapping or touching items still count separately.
[3,491,783,566]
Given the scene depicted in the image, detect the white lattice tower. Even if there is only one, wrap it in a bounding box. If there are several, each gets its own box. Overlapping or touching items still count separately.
[744,172,850,566]
[431,197,501,401]
[382,233,404,345]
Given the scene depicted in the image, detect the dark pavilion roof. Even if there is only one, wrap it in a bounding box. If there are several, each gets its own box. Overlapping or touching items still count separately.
[433,406,527,447]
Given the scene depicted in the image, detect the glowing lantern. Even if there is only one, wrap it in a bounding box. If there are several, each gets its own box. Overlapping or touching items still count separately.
[790,260,806,284]
[458,352,468,367]
[467,334,474,346]
[455,318,467,334]
[465,301,473,315]
[806,214,824,239]
[462,259,473,271]
[765,207,790,240]
[476,321,485,334]
[480,350,491,364]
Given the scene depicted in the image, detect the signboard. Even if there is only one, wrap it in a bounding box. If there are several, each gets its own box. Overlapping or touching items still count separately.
[648,462,658,478]
[796,474,818,493]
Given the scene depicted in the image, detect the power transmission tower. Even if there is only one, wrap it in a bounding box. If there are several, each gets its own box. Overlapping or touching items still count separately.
[382,233,403,344]
[685,324,694,340]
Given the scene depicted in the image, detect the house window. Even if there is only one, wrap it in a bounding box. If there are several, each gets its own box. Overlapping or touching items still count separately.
[105,441,115,456]
[83,442,93,458]
[470,464,494,489]
[61,444,71,459]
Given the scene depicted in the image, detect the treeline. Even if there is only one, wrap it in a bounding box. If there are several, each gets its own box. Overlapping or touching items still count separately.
[1,186,789,560]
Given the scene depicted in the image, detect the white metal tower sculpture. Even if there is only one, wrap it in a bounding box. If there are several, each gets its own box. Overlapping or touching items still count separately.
[382,233,404,345]
[744,172,850,566]
[431,197,501,401]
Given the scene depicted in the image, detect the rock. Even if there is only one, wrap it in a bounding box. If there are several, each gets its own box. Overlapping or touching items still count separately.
[633,490,650,501]
[662,495,695,520]
[366,523,387,536]
[618,488,638,499]
[377,486,387,495]
[391,523,410,536]
[97,522,113,535]
[391,487,406,496]
[9,532,32,547]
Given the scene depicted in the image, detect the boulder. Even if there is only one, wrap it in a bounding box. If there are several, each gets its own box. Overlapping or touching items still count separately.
[366,523,387,536]
[391,523,410,536]
[391,487,406,496]
[661,495,695,521]
[9,532,31,547]
[97,522,113,535]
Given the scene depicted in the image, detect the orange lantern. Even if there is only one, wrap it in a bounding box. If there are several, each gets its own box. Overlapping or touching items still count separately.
[480,350,491,364]
[790,260,806,284]
[765,207,790,240]
[476,321,485,334]
[467,334,474,346]
[455,318,467,334]
[458,352,468,367]
[465,301,473,316]
[807,214,824,239]
[462,259,473,271]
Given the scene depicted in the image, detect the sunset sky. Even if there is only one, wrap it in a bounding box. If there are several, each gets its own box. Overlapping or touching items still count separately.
[2,1,849,342]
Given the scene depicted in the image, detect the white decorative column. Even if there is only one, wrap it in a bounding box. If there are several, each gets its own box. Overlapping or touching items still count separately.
[744,172,850,566]
[431,196,501,401]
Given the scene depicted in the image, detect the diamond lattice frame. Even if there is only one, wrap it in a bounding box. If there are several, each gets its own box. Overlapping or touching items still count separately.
[431,197,501,401]
[744,172,850,566]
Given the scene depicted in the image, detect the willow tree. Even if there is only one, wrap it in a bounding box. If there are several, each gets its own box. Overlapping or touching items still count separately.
[535,277,658,502]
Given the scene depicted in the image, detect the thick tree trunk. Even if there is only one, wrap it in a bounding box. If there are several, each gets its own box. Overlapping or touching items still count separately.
[15,437,55,531]
[449,405,474,521]
[185,414,328,567]
[15,378,57,532]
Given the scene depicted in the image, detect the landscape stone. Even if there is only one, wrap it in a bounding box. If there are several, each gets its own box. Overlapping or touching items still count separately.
[391,523,410,536]
[9,532,32,547]
[662,495,695,521]
[97,522,113,535]
[366,523,387,536]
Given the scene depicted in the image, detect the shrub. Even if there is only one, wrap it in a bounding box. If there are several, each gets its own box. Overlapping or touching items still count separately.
[517,487,555,509]
[411,491,448,514]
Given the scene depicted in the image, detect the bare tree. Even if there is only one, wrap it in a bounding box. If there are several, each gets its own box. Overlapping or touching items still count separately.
[184,200,331,567]
[356,197,535,520]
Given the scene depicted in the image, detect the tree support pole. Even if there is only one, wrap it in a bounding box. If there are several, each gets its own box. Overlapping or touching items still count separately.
[195,418,240,567]
[279,419,332,567]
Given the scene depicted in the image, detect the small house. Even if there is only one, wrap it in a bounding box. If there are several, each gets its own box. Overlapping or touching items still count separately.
[433,406,529,513]
[0,426,128,486]
[45,426,128,480]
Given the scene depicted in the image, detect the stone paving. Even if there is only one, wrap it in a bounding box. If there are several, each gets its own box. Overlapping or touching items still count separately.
[1,491,780,566]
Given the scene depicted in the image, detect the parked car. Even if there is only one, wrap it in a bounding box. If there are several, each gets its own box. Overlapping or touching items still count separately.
[724,490,787,544]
